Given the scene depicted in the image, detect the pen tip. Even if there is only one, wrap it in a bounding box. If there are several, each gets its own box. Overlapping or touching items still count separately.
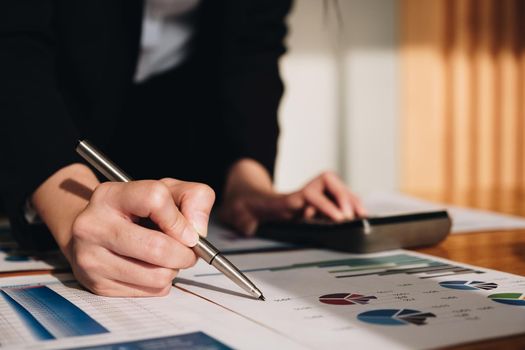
[259,295,266,301]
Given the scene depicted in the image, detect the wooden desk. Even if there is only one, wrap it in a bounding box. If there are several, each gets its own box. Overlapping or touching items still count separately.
[414,229,525,350]
[2,220,524,348]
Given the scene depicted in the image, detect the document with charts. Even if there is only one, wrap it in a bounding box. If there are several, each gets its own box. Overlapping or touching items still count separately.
[176,249,525,349]
[0,274,302,350]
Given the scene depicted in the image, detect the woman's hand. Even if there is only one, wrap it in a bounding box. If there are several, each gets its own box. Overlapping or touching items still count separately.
[69,179,215,297]
[219,159,366,235]
[32,165,215,297]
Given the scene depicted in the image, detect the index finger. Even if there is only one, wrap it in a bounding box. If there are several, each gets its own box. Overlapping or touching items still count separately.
[111,181,200,247]
[319,172,354,219]
[322,173,366,219]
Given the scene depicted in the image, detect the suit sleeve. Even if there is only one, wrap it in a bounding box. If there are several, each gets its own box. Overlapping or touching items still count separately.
[219,0,293,178]
[0,0,80,249]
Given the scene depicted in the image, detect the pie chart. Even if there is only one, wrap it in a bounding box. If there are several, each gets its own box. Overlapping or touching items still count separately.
[319,293,377,305]
[439,281,498,291]
[488,293,525,306]
[357,309,436,326]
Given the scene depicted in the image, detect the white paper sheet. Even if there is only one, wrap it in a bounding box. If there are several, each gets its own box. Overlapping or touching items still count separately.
[0,273,303,350]
[176,249,525,349]
[363,192,525,233]
[206,220,293,254]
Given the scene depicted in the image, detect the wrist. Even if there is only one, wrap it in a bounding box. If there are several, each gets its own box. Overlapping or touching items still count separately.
[223,158,275,199]
[31,163,99,259]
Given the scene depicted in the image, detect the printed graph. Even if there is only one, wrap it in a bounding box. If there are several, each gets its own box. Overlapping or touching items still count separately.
[1,285,108,340]
[319,293,377,305]
[195,254,484,280]
[358,309,436,326]
[439,281,498,291]
[488,293,525,306]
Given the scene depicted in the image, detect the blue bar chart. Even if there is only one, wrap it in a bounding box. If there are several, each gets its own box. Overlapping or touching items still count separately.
[1,285,108,340]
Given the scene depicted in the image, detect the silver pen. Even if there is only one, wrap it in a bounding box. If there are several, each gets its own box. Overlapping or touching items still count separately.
[76,140,265,301]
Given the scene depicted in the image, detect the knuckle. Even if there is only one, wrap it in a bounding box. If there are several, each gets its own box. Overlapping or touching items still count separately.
[147,182,171,210]
[145,182,171,210]
[303,187,316,199]
[160,177,177,186]
[193,183,216,201]
[322,171,335,181]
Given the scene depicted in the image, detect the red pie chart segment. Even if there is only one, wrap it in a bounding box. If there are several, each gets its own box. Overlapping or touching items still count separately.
[319,293,377,305]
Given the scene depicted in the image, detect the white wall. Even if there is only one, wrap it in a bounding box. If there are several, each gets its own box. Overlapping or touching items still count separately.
[274,0,399,194]
[274,0,340,192]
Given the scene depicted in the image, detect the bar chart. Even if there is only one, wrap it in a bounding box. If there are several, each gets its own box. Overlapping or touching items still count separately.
[1,285,108,340]
[195,253,485,280]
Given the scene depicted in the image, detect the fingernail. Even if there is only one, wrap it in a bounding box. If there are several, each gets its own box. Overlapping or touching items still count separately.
[182,226,199,247]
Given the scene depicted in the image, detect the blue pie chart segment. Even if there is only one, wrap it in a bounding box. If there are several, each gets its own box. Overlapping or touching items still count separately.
[357,309,436,326]
[439,281,498,291]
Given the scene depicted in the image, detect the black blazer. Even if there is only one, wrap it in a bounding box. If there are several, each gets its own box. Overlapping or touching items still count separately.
[0,0,292,248]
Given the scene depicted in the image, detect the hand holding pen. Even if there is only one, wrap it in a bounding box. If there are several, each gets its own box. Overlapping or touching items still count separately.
[68,175,213,297]
[75,141,264,299]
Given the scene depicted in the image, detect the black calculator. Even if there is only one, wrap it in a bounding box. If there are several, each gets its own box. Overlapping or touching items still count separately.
[256,211,452,253]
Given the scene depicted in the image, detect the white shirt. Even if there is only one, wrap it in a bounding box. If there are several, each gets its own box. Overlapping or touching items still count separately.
[134,0,200,83]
